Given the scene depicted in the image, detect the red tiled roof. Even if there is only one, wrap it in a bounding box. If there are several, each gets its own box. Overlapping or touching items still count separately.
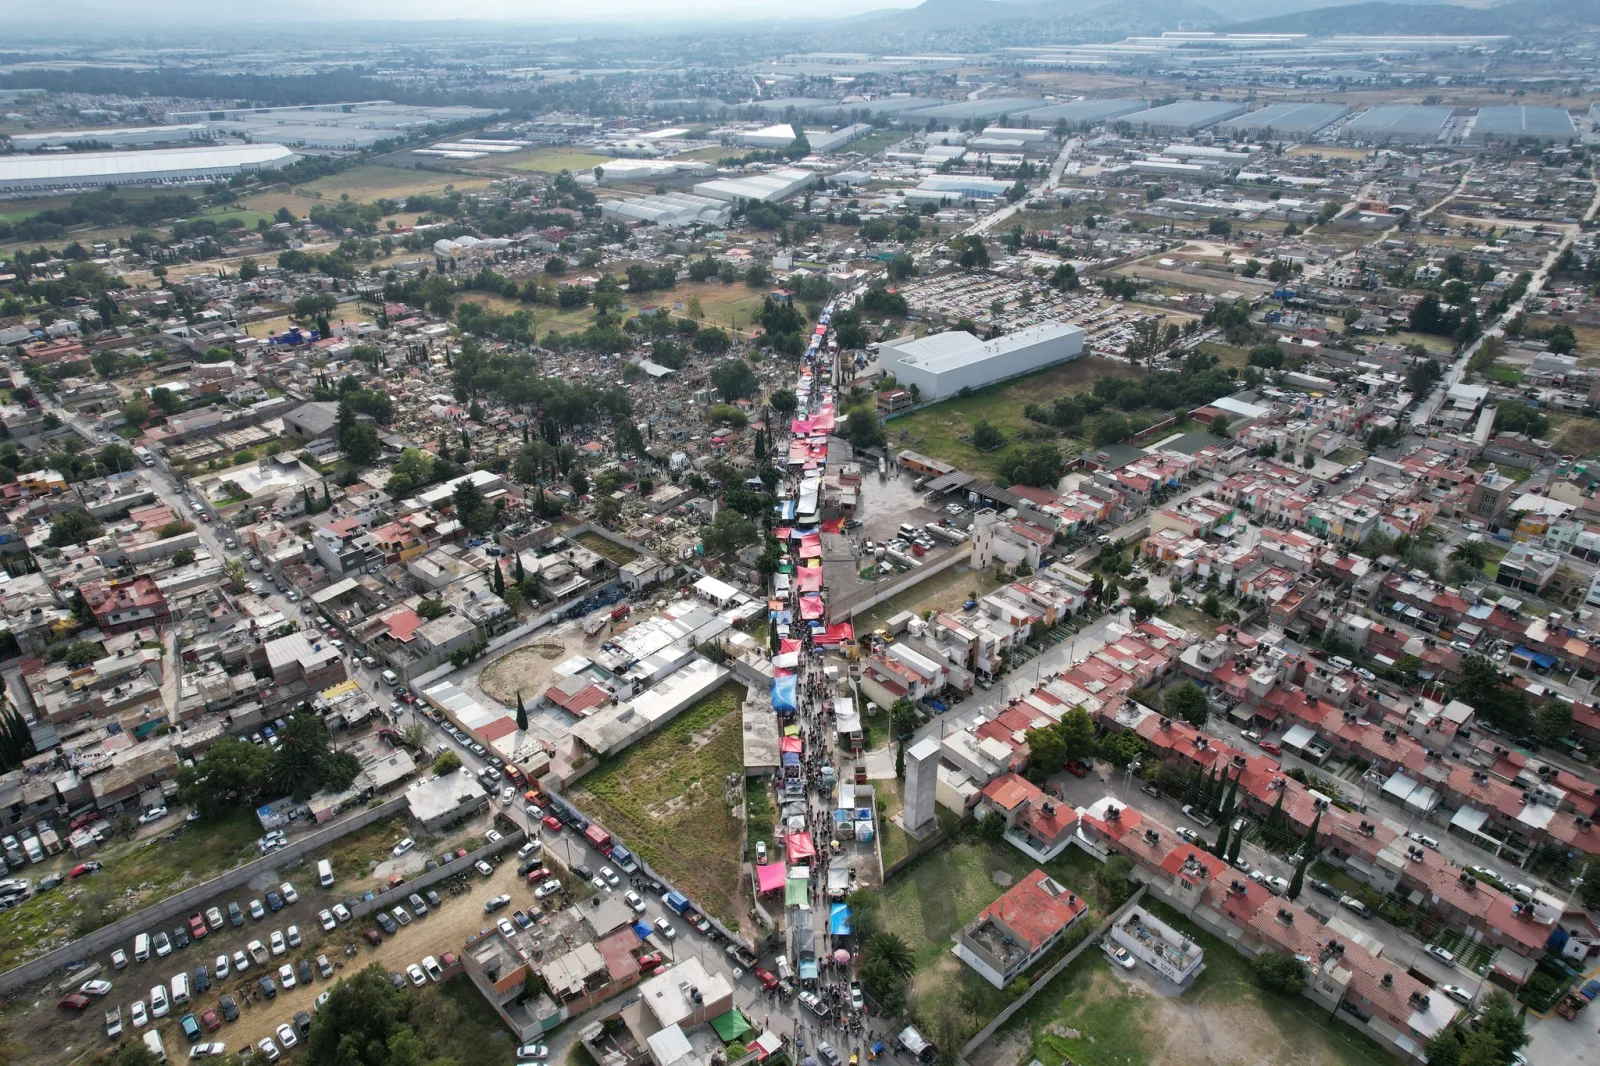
[980,773,1039,812]
[384,608,424,643]
[976,869,1087,952]
[479,717,519,742]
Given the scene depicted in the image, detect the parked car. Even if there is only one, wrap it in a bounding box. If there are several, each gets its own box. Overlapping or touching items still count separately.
[279,882,298,904]
[516,1043,550,1060]
[1063,760,1090,778]
[654,917,677,940]
[218,995,239,1022]
[392,838,415,857]
[1425,944,1456,965]
[406,964,427,987]
[1440,984,1473,1005]
[318,909,337,932]
[534,880,562,899]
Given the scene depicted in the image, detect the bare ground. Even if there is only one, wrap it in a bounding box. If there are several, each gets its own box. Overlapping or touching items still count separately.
[478,641,572,706]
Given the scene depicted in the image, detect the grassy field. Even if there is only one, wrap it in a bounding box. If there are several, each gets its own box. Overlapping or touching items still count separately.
[1159,602,1221,639]
[885,355,1140,480]
[239,165,492,214]
[841,129,908,158]
[575,530,640,565]
[0,809,268,971]
[874,779,961,871]
[461,279,769,341]
[1548,413,1600,455]
[503,148,612,174]
[854,558,1003,636]
[1200,341,1252,370]
[880,835,1100,1044]
[570,683,748,924]
[1389,330,1458,354]
[992,897,1394,1066]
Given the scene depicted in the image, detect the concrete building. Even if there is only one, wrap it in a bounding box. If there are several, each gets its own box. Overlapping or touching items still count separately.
[903,736,940,833]
[877,321,1085,401]
[737,123,802,148]
[600,193,732,229]
[1108,906,1205,986]
[0,143,298,196]
[808,123,874,152]
[405,767,489,832]
[1124,100,1248,134]
[954,869,1088,988]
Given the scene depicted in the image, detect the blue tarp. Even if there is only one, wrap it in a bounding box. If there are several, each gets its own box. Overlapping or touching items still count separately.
[783,752,801,766]
[829,903,851,936]
[799,958,819,979]
[773,675,798,713]
[1514,646,1558,669]
[777,500,798,519]
[633,921,653,940]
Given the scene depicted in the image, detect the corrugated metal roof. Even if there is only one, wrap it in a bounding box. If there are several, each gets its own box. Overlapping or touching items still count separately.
[0,143,296,181]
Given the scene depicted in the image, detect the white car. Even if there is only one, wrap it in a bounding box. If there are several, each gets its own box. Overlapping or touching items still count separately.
[516,1043,550,1060]
[138,807,169,825]
[276,1023,298,1049]
[249,899,265,921]
[534,880,562,899]
[498,917,517,938]
[406,964,427,987]
[286,925,301,949]
[518,840,543,859]
[1175,827,1199,843]
[1440,984,1473,1005]
[486,829,503,844]
[625,891,646,914]
[130,1000,149,1028]
[1105,944,1136,970]
[422,956,442,982]
[257,1036,281,1062]
[111,949,128,970]
[270,931,286,956]
[600,867,620,887]
[232,950,250,973]
[215,954,230,979]
[332,903,351,923]
[190,1042,227,1059]
[318,909,336,932]
[79,979,113,996]
[278,962,296,990]
[150,984,170,1018]
[392,838,415,857]
[654,917,677,940]
[205,907,224,930]
[279,882,298,904]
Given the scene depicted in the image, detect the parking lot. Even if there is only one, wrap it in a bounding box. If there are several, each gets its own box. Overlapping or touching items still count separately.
[10,810,529,1066]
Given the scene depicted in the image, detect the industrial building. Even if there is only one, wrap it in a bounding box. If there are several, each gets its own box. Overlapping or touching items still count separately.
[906,97,1052,123]
[877,320,1086,401]
[906,175,1016,202]
[1340,104,1454,144]
[600,192,733,228]
[692,167,816,203]
[1014,98,1147,127]
[1468,106,1577,144]
[808,123,874,152]
[0,143,298,197]
[165,100,500,152]
[1217,102,1349,139]
[1123,100,1249,134]
[737,123,804,148]
[584,159,714,185]
[7,124,210,150]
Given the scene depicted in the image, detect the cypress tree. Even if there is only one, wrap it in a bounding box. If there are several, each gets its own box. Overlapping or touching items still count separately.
[1265,788,1286,846]
[1226,821,1244,865]
[516,690,528,731]
[492,561,505,596]
[514,552,525,583]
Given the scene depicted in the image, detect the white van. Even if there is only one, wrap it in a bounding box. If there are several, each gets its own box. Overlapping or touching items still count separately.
[170,971,190,1007]
[317,859,334,888]
[381,669,399,685]
[143,1030,167,1062]
[134,932,151,963]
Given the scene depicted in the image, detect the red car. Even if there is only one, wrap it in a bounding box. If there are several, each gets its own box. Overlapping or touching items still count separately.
[1260,742,1283,756]
[201,1009,221,1032]
[57,993,91,1011]
[542,815,563,833]
[754,968,779,991]
[68,861,102,880]
[189,913,209,940]
[364,929,383,946]
[527,868,551,885]
[1063,760,1090,778]
[636,952,663,970]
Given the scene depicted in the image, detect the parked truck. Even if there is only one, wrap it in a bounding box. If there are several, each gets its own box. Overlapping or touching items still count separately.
[609,843,639,874]
[664,891,692,916]
[583,825,613,855]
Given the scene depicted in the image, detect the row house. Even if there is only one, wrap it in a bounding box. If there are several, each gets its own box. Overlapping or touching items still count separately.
[1150,496,1237,539]
[1142,528,1209,576]
[971,509,1055,573]
[1382,575,1600,676]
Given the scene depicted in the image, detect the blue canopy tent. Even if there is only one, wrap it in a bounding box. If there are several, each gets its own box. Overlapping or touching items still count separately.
[773,675,798,713]
[633,921,653,940]
[829,903,851,936]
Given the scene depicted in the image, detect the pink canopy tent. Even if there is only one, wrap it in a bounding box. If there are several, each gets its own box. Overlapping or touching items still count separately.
[796,568,824,592]
[779,736,803,754]
[780,638,802,654]
[786,832,816,863]
[814,623,854,646]
[798,595,826,620]
[756,862,788,894]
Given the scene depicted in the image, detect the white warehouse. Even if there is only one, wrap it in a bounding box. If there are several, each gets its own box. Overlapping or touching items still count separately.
[693,167,817,203]
[601,192,732,229]
[8,124,210,150]
[878,321,1086,401]
[0,143,298,196]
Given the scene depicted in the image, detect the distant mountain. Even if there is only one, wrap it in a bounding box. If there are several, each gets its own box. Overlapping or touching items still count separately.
[1226,0,1600,35]
[849,0,1217,34]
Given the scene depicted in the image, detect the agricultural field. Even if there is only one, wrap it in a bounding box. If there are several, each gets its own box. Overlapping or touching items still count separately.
[985,899,1393,1066]
[238,164,492,215]
[884,355,1139,480]
[569,683,748,925]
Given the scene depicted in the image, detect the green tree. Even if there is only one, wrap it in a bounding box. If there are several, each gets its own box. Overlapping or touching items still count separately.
[1095,854,1136,906]
[269,713,335,801]
[0,703,36,773]
[433,750,462,775]
[516,690,529,731]
[1058,706,1098,761]
[1533,701,1573,745]
[1099,730,1144,767]
[1213,820,1231,860]
[49,508,103,547]
[862,932,915,982]
[64,639,103,668]
[702,509,757,558]
[709,358,757,401]
[1163,682,1209,727]
[452,477,493,533]
[1025,724,1067,779]
[342,422,380,465]
[1252,952,1305,995]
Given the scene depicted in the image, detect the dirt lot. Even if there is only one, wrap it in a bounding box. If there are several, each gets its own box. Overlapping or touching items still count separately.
[479,640,572,706]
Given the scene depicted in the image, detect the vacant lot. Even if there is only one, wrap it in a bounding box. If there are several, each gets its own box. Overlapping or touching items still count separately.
[239,165,492,215]
[570,683,748,925]
[886,355,1140,479]
[1549,413,1600,456]
[987,898,1392,1066]
[880,835,1099,1046]
[0,809,266,972]
[504,148,613,174]
[479,640,572,707]
[854,559,1002,636]
[575,531,639,566]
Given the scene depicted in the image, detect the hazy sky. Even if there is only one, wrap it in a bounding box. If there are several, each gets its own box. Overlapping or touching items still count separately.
[1,0,930,25]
